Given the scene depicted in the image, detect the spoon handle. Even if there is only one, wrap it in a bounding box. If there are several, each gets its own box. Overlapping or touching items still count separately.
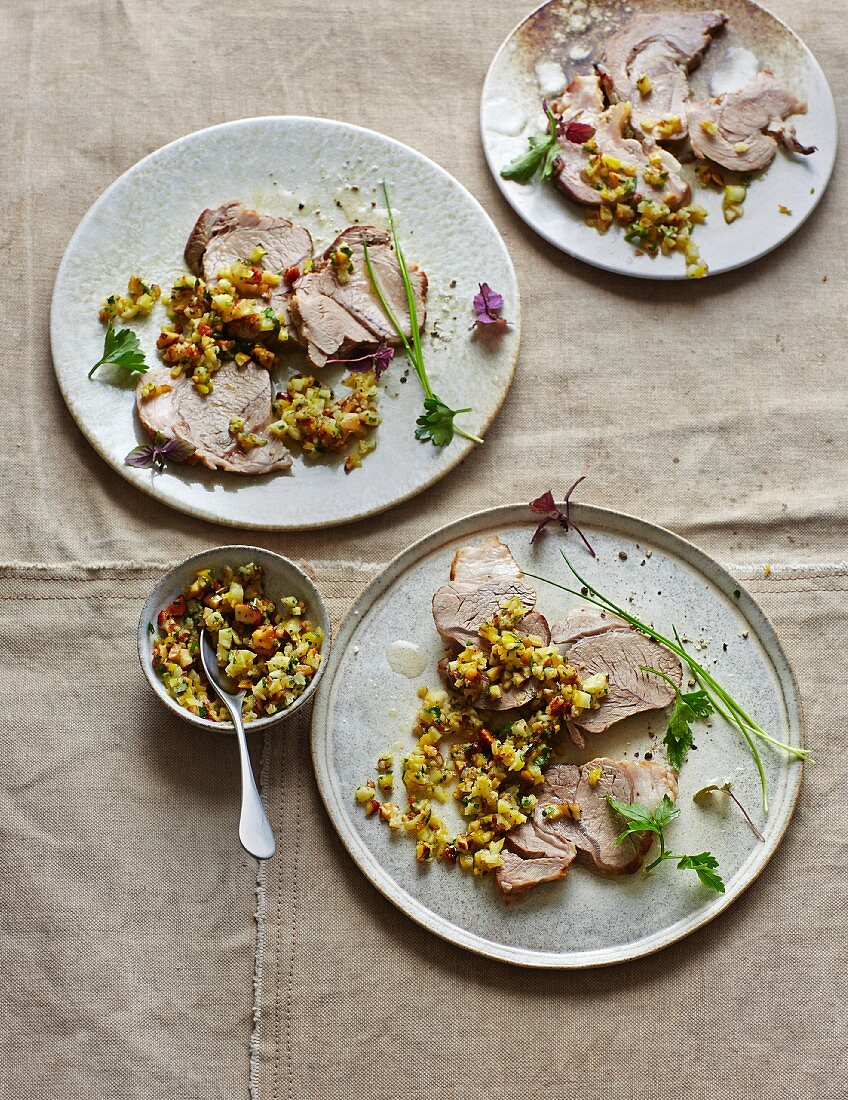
[221,696,276,860]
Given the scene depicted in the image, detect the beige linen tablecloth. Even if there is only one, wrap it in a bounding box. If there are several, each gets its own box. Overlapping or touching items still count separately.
[1,2,846,1098]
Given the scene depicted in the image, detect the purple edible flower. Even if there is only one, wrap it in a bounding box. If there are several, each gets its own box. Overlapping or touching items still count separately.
[125,432,196,470]
[529,477,596,556]
[325,339,395,380]
[470,282,509,330]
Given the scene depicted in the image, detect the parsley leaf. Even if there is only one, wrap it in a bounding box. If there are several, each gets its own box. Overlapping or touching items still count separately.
[607,794,725,893]
[665,688,713,769]
[415,394,473,447]
[500,102,561,184]
[676,852,725,893]
[608,794,679,846]
[88,321,148,379]
[642,666,715,771]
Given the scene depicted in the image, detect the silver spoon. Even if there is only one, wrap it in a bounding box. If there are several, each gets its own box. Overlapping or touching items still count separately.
[199,628,276,860]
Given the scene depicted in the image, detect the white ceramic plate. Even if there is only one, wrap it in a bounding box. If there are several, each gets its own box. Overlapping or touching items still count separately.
[51,117,520,530]
[481,0,836,279]
[312,504,803,968]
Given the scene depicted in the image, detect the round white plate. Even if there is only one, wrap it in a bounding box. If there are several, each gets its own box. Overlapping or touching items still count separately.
[51,117,520,530]
[312,504,803,968]
[481,0,836,279]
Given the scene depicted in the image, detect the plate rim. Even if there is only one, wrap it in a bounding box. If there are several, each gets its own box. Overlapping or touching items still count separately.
[480,0,838,280]
[50,114,521,531]
[311,501,804,969]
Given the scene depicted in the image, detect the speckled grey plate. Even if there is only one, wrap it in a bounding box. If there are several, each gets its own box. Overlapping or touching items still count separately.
[481,0,836,279]
[51,117,520,529]
[312,504,803,968]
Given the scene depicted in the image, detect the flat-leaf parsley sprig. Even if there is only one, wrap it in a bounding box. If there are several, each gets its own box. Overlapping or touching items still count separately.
[500,99,596,184]
[363,182,482,448]
[641,665,714,771]
[608,795,725,893]
[524,552,808,812]
[88,321,148,379]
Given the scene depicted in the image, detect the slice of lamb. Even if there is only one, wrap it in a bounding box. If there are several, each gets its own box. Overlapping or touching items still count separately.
[549,74,608,205]
[506,819,577,861]
[495,849,573,898]
[551,87,691,210]
[689,71,815,172]
[597,10,728,139]
[534,758,678,875]
[432,576,537,648]
[550,607,619,647]
[184,201,313,338]
[291,226,428,369]
[450,536,521,584]
[568,625,682,736]
[136,361,291,476]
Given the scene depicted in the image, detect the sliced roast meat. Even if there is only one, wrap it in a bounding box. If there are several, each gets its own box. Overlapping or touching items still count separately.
[597,10,728,139]
[499,758,678,897]
[567,621,682,739]
[551,81,691,210]
[291,226,428,369]
[550,607,619,647]
[689,71,815,172]
[495,849,573,898]
[136,361,291,476]
[549,74,607,205]
[518,610,551,645]
[432,576,536,649]
[450,536,522,585]
[535,758,678,875]
[184,201,313,338]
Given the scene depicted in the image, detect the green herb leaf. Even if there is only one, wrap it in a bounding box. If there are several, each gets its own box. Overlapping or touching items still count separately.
[666,688,713,770]
[608,794,679,846]
[641,665,715,771]
[88,321,148,379]
[415,394,478,448]
[676,852,725,893]
[367,184,483,449]
[500,102,560,185]
[608,795,724,892]
[501,135,555,183]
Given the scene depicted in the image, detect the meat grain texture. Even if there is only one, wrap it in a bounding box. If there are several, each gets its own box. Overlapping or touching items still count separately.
[597,10,728,138]
[551,608,682,744]
[184,201,313,336]
[689,71,815,172]
[136,361,291,475]
[551,76,691,209]
[496,758,678,896]
[291,226,427,368]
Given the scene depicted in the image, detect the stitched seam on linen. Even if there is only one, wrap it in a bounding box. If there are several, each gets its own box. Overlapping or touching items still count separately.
[250,732,272,1100]
[284,741,302,1100]
[0,593,148,601]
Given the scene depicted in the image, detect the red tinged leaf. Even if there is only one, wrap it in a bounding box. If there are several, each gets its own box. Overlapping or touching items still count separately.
[563,120,596,144]
[325,339,395,380]
[528,479,596,556]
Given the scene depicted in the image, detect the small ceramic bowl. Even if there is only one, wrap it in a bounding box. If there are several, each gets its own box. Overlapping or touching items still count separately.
[137,545,331,732]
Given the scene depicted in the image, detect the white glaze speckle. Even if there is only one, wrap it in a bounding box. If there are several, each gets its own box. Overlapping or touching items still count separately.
[535,60,567,96]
